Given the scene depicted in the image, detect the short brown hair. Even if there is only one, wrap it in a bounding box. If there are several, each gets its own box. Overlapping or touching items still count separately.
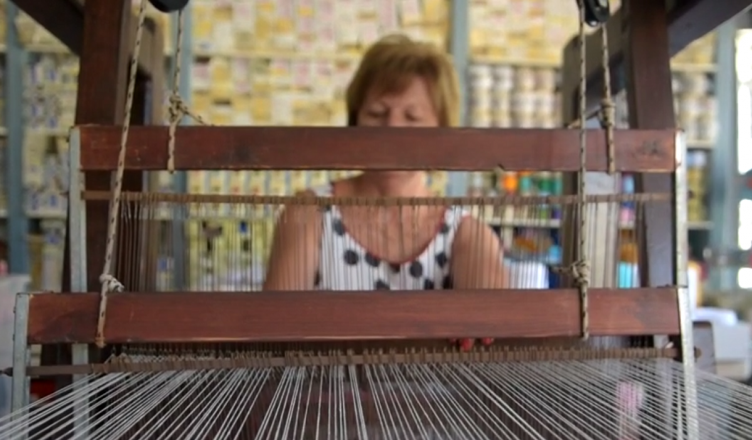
[345,34,460,127]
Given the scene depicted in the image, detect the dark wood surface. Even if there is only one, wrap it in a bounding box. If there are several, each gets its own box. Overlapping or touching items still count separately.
[49,0,156,405]
[25,288,680,344]
[623,3,685,437]
[53,0,162,381]
[73,0,153,295]
[12,0,161,77]
[75,125,678,172]
[625,0,677,290]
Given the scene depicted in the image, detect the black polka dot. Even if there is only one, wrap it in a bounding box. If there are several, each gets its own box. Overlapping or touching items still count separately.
[439,222,450,234]
[389,263,401,273]
[365,252,381,267]
[409,261,424,278]
[423,279,435,290]
[314,271,321,286]
[343,249,360,265]
[442,275,453,289]
[435,252,448,268]
[374,280,391,290]
[332,218,346,236]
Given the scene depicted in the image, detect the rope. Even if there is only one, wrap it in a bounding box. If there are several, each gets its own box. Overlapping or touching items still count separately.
[599,23,616,175]
[96,3,212,346]
[576,0,590,341]
[167,8,210,173]
[564,14,617,177]
[95,0,149,348]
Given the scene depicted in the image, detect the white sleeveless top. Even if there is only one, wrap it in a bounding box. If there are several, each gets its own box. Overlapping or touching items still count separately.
[311,184,467,291]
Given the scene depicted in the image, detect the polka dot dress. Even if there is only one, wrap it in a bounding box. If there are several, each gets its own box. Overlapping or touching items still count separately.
[312,184,465,291]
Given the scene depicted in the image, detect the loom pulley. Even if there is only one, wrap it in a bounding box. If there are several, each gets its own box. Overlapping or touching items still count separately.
[148,0,190,13]
[581,0,611,27]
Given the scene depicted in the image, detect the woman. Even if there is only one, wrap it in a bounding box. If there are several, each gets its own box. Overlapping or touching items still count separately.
[264,34,507,348]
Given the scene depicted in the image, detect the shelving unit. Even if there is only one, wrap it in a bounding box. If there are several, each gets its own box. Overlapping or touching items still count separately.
[0,0,733,292]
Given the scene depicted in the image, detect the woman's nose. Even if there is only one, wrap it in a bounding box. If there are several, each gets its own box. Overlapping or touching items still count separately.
[385,113,407,127]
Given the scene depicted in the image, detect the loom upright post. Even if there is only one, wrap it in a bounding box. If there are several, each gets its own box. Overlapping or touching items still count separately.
[622,0,699,437]
[10,294,29,434]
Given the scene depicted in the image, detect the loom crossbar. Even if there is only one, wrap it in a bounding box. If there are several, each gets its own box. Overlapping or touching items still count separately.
[22,288,679,345]
[73,125,679,172]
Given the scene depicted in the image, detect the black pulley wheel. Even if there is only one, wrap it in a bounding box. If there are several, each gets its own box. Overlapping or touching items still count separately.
[149,0,190,13]
[581,0,610,27]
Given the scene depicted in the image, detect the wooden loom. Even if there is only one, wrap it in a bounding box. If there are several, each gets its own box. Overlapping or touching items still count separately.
[2,0,752,438]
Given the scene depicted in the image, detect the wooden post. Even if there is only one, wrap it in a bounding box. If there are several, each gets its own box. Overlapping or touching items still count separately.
[51,0,164,387]
[622,1,685,436]
[624,0,676,288]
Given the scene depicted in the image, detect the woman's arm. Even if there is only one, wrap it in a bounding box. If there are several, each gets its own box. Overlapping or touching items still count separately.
[449,215,508,350]
[450,215,508,289]
[263,190,323,291]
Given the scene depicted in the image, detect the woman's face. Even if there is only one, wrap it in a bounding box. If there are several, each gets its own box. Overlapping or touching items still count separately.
[357,76,439,128]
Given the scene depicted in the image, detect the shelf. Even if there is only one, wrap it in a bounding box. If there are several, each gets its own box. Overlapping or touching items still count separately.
[192,48,360,62]
[469,55,561,68]
[670,62,717,73]
[470,56,716,74]
[489,218,713,231]
[26,128,68,137]
[0,209,65,220]
[0,42,175,57]
[687,139,715,150]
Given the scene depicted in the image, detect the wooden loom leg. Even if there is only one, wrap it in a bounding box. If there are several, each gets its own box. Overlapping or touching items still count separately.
[623,0,682,436]
[624,1,676,288]
[52,0,153,389]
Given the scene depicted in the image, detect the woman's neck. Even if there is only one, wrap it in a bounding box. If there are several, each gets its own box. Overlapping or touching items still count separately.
[353,171,428,197]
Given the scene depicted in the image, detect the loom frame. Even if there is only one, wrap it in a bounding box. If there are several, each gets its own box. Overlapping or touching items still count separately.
[9,126,688,413]
[1,1,711,437]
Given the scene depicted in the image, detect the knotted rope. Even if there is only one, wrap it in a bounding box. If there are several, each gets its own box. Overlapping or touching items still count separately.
[575,0,590,340]
[96,2,212,346]
[557,1,618,340]
[95,0,149,348]
[599,22,616,175]
[167,7,211,173]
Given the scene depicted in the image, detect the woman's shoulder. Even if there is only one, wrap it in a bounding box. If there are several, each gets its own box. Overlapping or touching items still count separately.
[306,182,334,197]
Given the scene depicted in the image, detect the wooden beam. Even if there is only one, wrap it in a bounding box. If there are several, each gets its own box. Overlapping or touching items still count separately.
[624,0,677,289]
[11,0,83,54]
[50,0,154,404]
[12,0,162,78]
[561,0,752,120]
[74,126,678,173]
[623,3,682,436]
[668,0,751,55]
[73,0,150,296]
[24,288,680,344]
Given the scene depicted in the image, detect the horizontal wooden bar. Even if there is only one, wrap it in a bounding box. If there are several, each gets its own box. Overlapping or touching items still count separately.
[75,125,678,172]
[25,288,679,344]
[20,347,679,377]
